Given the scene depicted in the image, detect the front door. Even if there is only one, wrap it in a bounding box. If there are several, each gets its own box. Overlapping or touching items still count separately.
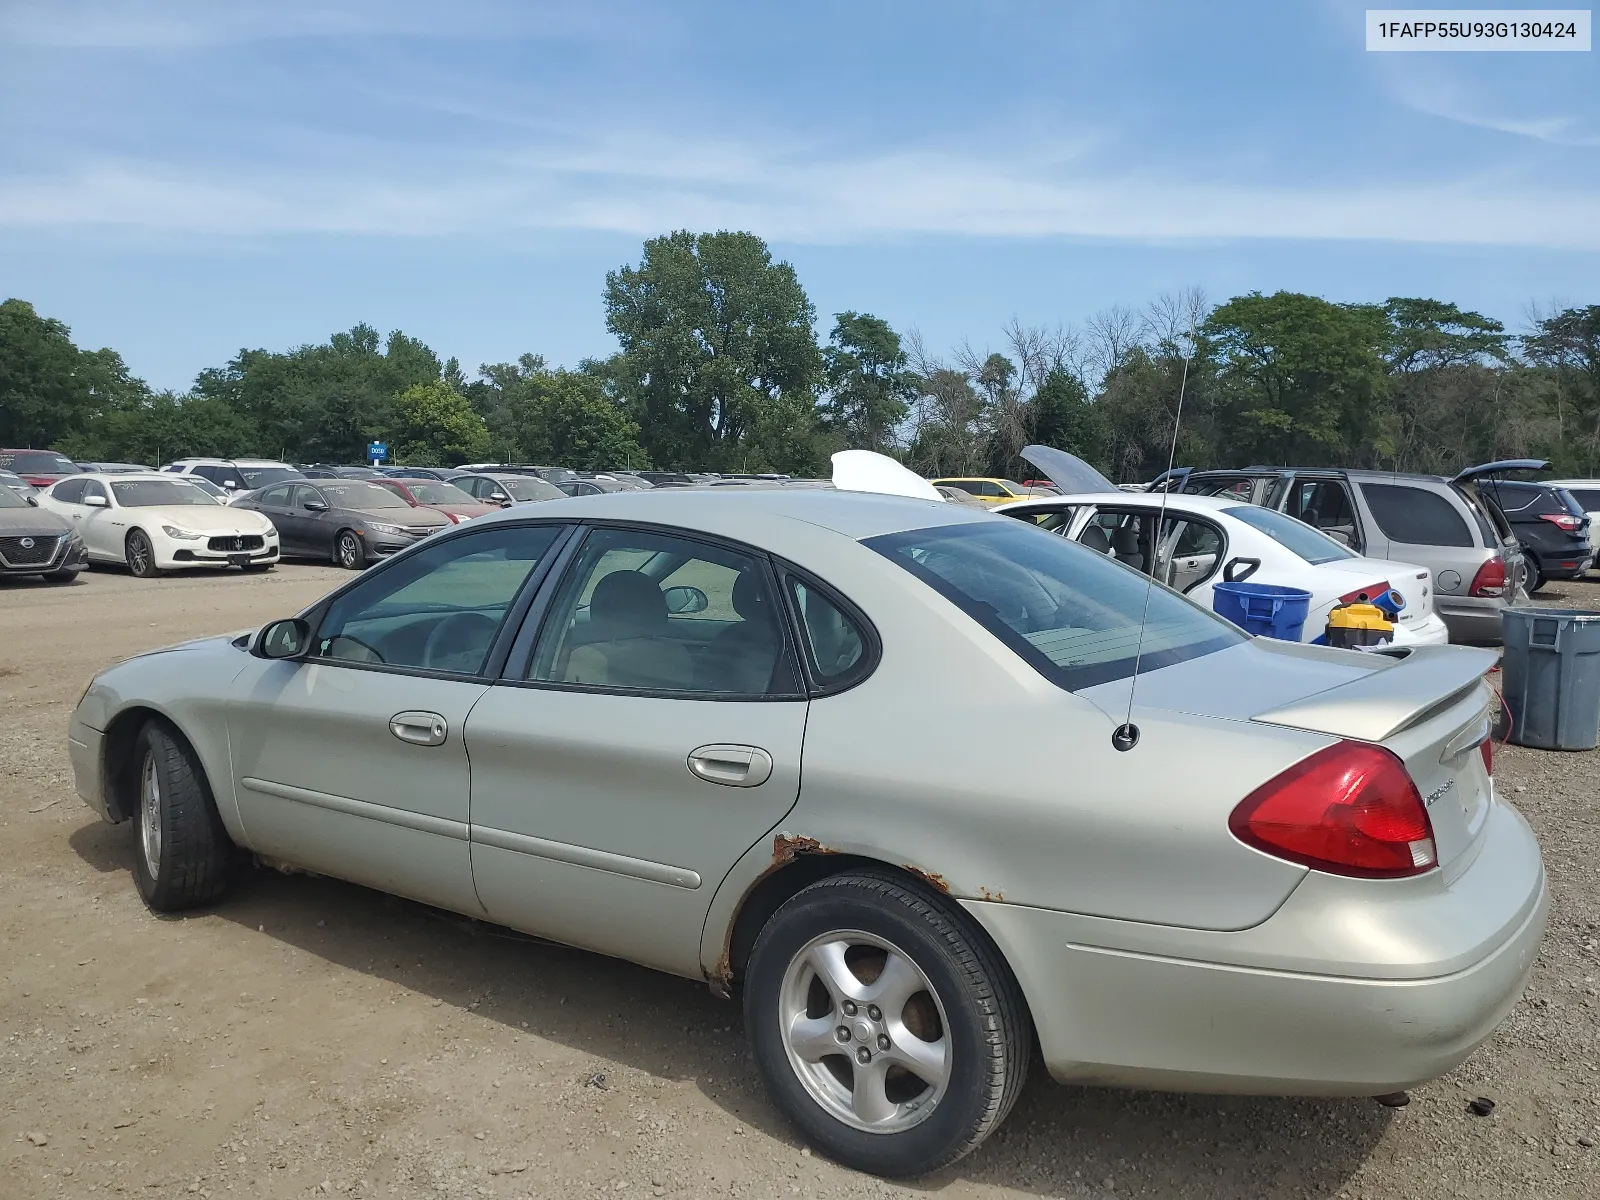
[226,522,565,914]
[250,484,297,553]
[78,479,125,559]
[465,525,809,977]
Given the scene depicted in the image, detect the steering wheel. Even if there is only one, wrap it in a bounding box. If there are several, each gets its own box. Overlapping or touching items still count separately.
[322,634,386,664]
[421,611,500,673]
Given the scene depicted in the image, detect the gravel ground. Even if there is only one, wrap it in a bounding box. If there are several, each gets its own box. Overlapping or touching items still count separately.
[1,564,1598,1199]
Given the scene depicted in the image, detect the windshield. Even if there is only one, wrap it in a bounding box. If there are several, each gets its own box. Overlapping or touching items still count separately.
[320,482,410,509]
[239,466,304,488]
[502,476,565,501]
[111,479,217,507]
[397,481,476,505]
[0,451,79,475]
[866,521,1242,690]
[0,486,28,509]
[1222,505,1356,565]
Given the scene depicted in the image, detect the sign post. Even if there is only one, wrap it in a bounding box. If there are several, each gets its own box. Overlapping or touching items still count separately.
[367,441,388,467]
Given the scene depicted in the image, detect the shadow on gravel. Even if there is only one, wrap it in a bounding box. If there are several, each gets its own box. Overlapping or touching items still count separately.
[71,818,1392,1197]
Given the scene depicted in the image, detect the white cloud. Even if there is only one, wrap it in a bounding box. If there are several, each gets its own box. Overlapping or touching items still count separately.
[2,144,1597,249]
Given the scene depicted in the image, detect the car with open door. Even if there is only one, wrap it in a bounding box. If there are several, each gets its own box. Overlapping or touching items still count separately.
[999,446,1447,646]
[36,473,279,576]
[1158,461,1531,643]
[70,476,1543,1178]
[233,478,450,569]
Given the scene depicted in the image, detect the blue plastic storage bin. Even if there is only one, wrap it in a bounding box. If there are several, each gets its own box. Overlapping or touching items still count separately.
[1212,581,1312,641]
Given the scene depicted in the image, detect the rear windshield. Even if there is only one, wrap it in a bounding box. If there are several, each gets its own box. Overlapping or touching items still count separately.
[320,482,409,509]
[865,522,1242,690]
[0,450,79,474]
[1222,505,1356,565]
[239,466,304,488]
[394,481,476,505]
[111,479,216,507]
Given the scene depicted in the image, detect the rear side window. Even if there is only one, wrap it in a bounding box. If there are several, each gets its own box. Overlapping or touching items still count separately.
[1359,483,1473,548]
[866,521,1242,691]
[1483,483,1544,514]
[786,576,874,691]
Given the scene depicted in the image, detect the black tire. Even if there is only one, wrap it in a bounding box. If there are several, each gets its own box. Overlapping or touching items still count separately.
[130,720,233,911]
[41,569,79,584]
[335,529,365,570]
[125,530,159,578]
[744,871,1030,1177]
[1523,552,1543,595]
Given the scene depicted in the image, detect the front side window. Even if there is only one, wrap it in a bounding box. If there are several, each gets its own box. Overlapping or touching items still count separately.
[866,521,1242,691]
[1223,505,1355,566]
[1004,505,1076,534]
[529,527,797,696]
[1359,483,1472,547]
[82,480,108,505]
[109,479,214,508]
[51,478,87,504]
[313,525,562,674]
[292,485,325,509]
[256,484,292,506]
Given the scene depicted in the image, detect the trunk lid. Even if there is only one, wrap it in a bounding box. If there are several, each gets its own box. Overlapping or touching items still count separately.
[1314,557,1435,628]
[1019,444,1122,496]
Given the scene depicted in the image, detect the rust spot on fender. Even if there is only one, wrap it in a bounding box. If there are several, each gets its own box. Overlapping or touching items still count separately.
[772,832,828,863]
[978,886,1006,902]
[903,864,950,894]
[708,833,838,995]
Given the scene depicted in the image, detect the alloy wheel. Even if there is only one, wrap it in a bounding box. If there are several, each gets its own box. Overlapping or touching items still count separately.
[139,751,162,881]
[338,533,360,568]
[127,533,153,577]
[778,929,951,1134]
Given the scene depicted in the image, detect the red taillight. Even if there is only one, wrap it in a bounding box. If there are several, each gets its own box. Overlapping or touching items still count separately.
[1540,513,1583,532]
[1337,580,1390,605]
[1229,742,1437,878]
[1469,558,1507,597]
[1479,736,1493,776]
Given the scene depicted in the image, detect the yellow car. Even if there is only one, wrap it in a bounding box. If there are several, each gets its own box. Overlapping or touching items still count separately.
[929,477,1055,506]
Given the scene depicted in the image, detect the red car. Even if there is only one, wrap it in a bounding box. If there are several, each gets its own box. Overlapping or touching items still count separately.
[372,477,500,525]
[0,449,84,488]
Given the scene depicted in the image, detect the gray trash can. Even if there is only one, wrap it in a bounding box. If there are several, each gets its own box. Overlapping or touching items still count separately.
[1501,607,1600,750]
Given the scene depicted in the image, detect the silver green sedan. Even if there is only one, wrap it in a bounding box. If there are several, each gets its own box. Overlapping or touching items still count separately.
[66,489,1546,1177]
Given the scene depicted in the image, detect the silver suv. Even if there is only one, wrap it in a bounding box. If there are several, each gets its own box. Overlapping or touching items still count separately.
[1163,460,1535,644]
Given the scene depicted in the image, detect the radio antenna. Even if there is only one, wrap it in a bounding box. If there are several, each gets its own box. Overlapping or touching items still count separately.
[1113,316,1196,753]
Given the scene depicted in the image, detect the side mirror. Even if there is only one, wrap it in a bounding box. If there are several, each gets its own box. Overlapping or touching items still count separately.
[1222,557,1261,583]
[1327,529,1352,547]
[85,494,109,508]
[303,499,328,512]
[25,494,38,507]
[252,617,311,660]
[663,585,709,615]
[488,491,510,504]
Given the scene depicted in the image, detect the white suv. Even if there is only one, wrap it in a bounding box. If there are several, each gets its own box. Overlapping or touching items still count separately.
[161,458,304,494]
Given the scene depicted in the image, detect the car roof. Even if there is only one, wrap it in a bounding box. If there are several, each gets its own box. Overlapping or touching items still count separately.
[464,485,989,542]
[72,472,185,483]
[1002,491,1241,513]
[1187,466,1456,485]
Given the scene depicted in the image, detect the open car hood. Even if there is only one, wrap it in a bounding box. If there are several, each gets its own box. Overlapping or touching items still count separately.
[1451,458,1551,485]
[1020,445,1120,496]
[830,451,944,502]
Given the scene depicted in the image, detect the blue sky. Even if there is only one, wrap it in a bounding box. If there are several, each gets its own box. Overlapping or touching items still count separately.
[2,0,1597,390]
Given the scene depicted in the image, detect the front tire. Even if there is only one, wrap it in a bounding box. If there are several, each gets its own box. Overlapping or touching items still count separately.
[131,721,233,911]
[744,872,1030,1177]
[125,530,159,578]
[335,529,365,570]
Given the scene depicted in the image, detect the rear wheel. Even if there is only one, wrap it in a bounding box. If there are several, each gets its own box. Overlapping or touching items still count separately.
[125,530,158,578]
[131,721,233,911]
[1523,552,1543,595]
[335,529,365,570]
[744,871,1030,1177]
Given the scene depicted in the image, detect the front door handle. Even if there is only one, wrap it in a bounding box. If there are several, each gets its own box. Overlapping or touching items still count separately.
[390,711,448,747]
[688,744,773,788]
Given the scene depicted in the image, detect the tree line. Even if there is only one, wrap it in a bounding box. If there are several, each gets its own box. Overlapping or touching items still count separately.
[4,229,1599,481]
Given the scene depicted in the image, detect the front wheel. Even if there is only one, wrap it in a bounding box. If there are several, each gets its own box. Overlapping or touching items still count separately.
[131,721,234,911]
[125,530,159,578]
[335,529,365,570]
[744,872,1030,1177]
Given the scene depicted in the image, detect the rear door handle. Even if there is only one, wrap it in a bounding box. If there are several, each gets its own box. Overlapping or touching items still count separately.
[688,744,773,788]
[390,711,448,747]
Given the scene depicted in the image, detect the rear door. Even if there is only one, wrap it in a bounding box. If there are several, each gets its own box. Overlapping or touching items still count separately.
[464,524,809,977]
[1353,480,1493,601]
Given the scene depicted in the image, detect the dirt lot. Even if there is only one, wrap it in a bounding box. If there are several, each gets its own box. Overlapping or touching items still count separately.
[3,563,1600,1199]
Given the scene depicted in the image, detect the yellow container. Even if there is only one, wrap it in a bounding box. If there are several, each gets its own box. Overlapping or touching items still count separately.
[1325,602,1394,649]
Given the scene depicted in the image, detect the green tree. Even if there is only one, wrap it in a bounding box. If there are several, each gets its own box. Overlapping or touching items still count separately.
[0,299,148,448]
[1201,291,1389,466]
[604,231,823,469]
[389,381,491,467]
[516,370,648,471]
[821,312,915,453]
[1026,368,1101,461]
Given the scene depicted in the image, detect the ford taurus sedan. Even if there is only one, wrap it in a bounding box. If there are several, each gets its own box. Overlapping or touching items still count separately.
[67,488,1546,1177]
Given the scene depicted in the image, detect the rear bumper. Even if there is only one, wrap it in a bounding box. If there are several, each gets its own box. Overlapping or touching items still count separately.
[963,801,1546,1094]
[1391,613,1450,646]
[1438,597,1510,645]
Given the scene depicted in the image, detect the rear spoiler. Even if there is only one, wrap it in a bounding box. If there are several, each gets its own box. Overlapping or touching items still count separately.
[1251,645,1497,743]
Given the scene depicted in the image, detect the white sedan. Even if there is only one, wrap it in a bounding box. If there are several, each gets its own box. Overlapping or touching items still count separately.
[38,473,280,577]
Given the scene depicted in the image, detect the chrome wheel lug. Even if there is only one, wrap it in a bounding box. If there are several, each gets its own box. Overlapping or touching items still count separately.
[877,1033,891,1051]
[856,1046,871,1064]
[840,1000,857,1017]
[867,1005,882,1022]
[835,1026,850,1043]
